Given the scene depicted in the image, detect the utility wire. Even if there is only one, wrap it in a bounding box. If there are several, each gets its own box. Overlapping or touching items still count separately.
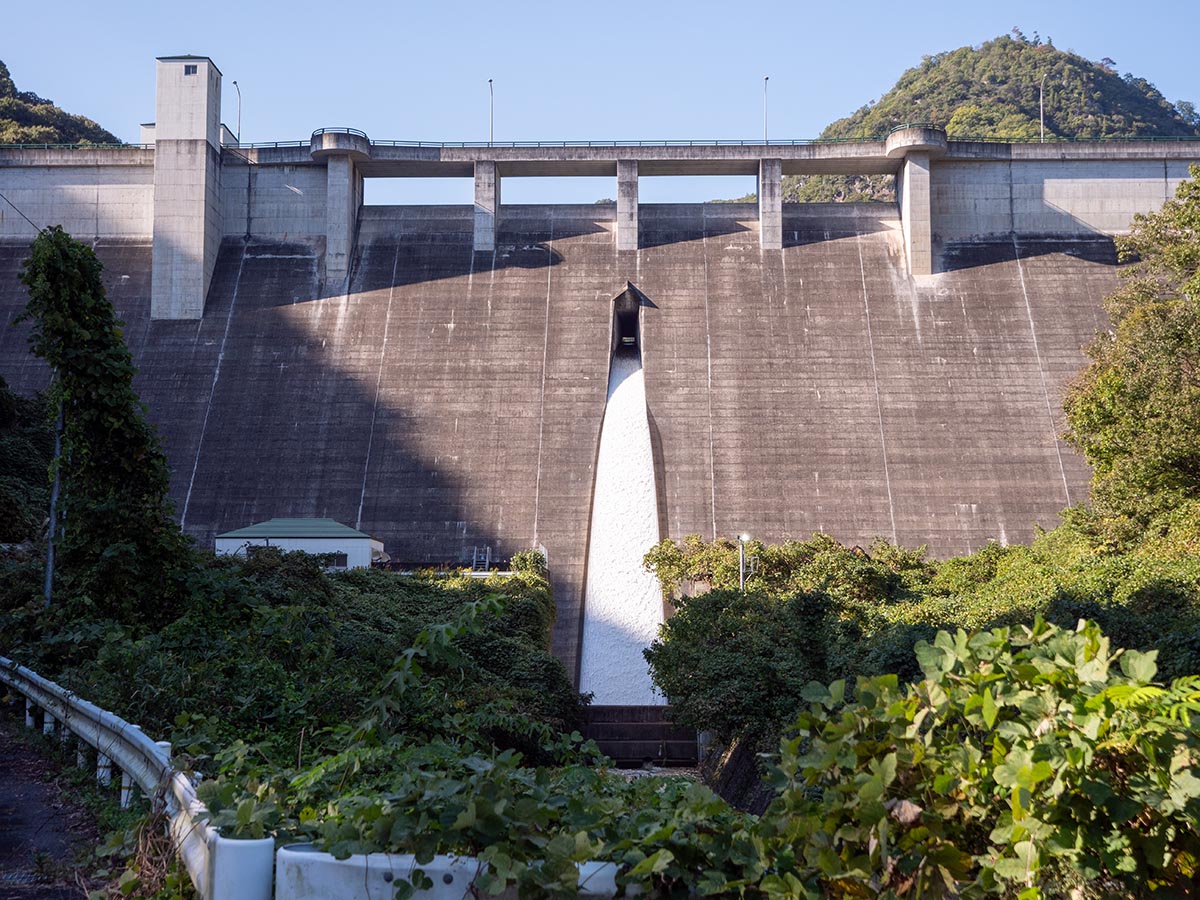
[0,188,45,233]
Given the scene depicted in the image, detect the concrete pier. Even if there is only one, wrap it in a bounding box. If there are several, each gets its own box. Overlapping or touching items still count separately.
[324,156,362,292]
[758,158,782,250]
[617,160,638,251]
[899,152,932,275]
[149,56,223,319]
[473,161,499,253]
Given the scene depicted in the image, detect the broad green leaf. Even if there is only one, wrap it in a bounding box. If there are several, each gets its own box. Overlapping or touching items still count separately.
[1119,649,1158,684]
[982,688,998,729]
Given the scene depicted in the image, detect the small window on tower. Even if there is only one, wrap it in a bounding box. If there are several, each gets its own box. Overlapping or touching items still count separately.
[184,64,197,75]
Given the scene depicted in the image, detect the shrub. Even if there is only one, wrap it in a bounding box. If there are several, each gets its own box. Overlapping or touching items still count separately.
[769,619,1200,897]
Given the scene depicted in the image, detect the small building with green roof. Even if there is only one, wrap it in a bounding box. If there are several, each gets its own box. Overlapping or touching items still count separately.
[214,518,386,569]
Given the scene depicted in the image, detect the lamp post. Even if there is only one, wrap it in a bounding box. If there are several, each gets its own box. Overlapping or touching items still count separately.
[488,78,494,145]
[1039,73,1047,143]
[763,76,769,144]
[738,532,751,591]
[232,80,241,144]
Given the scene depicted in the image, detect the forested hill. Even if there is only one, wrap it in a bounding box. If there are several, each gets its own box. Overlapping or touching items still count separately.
[788,32,1200,202]
[0,60,119,144]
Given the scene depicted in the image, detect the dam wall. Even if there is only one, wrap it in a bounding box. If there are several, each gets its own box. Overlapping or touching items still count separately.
[0,200,1119,679]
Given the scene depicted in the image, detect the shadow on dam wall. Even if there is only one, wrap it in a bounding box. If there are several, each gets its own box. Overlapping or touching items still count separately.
[0,201,1122,680]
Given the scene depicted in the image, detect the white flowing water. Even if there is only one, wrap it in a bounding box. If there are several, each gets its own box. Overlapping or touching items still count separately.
[578,349,664,706]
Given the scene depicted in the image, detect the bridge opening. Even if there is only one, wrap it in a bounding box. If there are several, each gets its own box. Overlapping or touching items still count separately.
[362,177,472,206]
[499,176,617,205]
[639,175,757,204]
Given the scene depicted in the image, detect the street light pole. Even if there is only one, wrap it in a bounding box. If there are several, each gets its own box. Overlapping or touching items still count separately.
[763,76,769,144]
[488,79,494,145]
[738,532,751,591]
[232,80,242,144]
[1039,73,1047,143]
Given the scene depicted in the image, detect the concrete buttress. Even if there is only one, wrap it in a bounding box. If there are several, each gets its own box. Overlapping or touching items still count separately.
[474,161,499,253]
[617,160,639,251]
[899,150,932,275]
[324,155,362,293]
[758,158,782,250]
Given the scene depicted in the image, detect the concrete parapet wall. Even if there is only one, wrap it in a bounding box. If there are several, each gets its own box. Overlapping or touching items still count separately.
[219,162,328,237]
[932,158,1194,244]
[0,163,153,238]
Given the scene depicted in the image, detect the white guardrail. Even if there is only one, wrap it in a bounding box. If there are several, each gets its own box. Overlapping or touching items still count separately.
[274,846,621,900]
[0,656,273,900]
[2,657,624,899]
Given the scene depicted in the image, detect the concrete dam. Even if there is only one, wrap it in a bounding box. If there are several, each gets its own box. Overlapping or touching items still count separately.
[2,56,1199,683]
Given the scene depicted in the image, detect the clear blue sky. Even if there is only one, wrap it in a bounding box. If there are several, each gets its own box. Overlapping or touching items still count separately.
[5,0,1196,203]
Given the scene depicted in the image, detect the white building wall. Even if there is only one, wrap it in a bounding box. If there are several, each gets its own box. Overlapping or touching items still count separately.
[214,536,382,569]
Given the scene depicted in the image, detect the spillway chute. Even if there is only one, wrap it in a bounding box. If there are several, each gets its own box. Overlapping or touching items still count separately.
[579,288,664,706]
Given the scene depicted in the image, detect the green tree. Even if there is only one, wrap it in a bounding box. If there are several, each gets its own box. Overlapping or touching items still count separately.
[0,59,119,144]
[786,34,1200,203]
[1064,164,1200,544]
[17,226,186,626]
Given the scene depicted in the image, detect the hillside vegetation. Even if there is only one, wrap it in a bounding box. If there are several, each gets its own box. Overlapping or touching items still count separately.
[0,60,119,144]
[788,32,1200,202]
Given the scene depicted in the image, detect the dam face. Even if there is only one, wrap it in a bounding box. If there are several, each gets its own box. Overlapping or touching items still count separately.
[0,202,1116,679]
[2,55,1198,683]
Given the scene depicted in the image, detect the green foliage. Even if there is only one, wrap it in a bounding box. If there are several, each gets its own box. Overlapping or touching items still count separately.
[510,547,548,576]
[17,227,188,626]
[0,376,53,542]
[2,549,583,769]
[771,620,1200,897]
[1065,165,1200,544]
[785,34,1200,203]
[645,529,1200,749]
[644,587,831,748]
[197,621,1200,898]
[0,60,119,144]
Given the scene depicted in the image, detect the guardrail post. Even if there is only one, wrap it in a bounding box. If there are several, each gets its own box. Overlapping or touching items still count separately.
[43,712,56,737]
[24,698,34,728]
[77,742,89,770]
[120,770,135,809]
[97,752,112,786]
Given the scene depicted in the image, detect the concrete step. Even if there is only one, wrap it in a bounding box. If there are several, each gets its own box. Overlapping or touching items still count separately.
[583,705,697,768]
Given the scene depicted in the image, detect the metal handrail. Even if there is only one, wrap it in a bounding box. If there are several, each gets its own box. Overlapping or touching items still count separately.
[363,137,885,148]
[4,133,1197,153]
[311,127,370,139]
[0,143,152,150]
[888,122,945,133]
[0,656,272,900]
[947,133,1200,144]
